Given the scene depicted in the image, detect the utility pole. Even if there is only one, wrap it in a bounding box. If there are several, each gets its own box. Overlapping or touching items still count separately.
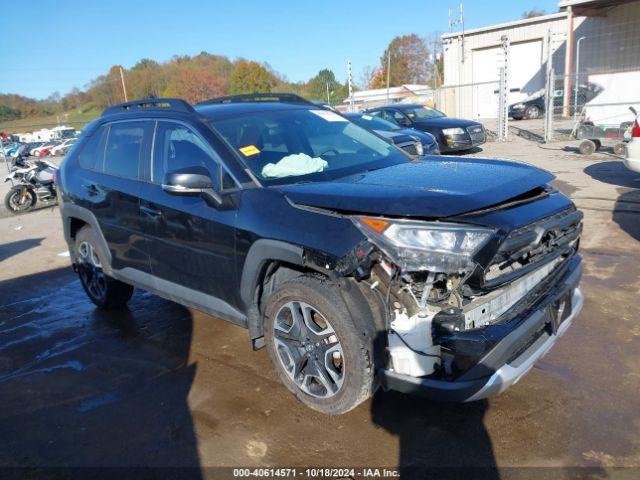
[347,60,354,112]
[119,66,128,102]
[386,50,391,101]
[326,82,330,105]
[497,35,510,142]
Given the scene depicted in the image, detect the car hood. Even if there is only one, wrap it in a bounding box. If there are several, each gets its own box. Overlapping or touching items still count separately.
[396,128,437,145]
[374,130,416,145]
[279,158,554,218]
[412,117,481,129]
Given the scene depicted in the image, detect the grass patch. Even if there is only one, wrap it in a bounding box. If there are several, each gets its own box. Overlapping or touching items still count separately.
[0,107,101,134]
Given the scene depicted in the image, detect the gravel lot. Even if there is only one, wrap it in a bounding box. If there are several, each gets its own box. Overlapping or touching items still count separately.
[0,139,639,477]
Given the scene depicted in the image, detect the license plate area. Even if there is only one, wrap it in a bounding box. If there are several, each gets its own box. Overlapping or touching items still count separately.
[548,291,573,334]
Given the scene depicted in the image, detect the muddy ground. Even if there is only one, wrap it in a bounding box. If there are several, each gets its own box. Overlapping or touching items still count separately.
[0,138,639,478]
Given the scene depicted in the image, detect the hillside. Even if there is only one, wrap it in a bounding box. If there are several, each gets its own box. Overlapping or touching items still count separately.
[0,53,349,135]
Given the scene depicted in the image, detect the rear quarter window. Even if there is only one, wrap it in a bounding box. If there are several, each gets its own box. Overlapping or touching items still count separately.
[77,126,107,170]
[104,122,145,179]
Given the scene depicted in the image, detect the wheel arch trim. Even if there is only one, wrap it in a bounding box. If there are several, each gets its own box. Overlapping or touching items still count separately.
[60,203,113,271]
[239,239,305,310]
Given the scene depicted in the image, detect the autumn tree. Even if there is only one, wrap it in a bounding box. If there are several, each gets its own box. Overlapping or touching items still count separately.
[229,60,276,95]
[89,66,126,107]
[370,34,431,88]
[163,67,227,104]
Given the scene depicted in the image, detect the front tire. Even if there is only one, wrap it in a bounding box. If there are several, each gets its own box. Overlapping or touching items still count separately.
[579,139,596,155]
[264,275,376,414]
[75,226,133,309]
[525,105,541,119]
[4,186,36,214]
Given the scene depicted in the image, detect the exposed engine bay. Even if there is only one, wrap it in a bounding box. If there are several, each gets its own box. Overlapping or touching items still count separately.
[330,205,583,381]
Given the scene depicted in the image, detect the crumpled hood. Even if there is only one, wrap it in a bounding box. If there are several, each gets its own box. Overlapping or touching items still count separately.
[279,158,555,218]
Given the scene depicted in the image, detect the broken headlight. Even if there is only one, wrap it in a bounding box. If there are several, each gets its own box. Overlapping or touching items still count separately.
[354,217,494,273]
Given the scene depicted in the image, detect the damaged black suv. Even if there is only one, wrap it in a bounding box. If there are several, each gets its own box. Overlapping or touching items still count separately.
[58,94,584,414]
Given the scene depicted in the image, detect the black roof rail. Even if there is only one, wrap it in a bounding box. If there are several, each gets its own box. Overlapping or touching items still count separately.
[102,98,196,116]
[197,93,317,107]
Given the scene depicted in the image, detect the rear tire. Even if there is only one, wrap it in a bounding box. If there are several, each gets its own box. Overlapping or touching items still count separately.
[75,226,133,309]
[593,139,602,150]
[579,139,596,155]
[613,142,626,156]
[264,275,376,414]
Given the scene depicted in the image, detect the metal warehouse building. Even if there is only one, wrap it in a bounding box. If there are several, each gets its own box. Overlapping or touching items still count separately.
[440,0,640,120]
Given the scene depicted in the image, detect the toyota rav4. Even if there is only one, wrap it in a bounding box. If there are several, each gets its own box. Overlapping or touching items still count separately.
[57,94,584,414]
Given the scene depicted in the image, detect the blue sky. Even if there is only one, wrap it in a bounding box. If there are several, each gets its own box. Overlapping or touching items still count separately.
[1,0,559,99]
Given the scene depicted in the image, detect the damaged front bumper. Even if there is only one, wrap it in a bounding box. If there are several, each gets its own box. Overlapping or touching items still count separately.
[379,254,583,402]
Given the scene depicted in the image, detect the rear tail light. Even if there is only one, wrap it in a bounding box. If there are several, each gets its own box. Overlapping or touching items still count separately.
[632,119,640,138]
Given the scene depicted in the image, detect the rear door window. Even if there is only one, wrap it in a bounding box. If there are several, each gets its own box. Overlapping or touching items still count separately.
[104,121,145,179]
[77,126,107,170]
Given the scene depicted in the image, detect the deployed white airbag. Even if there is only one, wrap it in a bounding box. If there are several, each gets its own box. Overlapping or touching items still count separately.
[261,153,328,179]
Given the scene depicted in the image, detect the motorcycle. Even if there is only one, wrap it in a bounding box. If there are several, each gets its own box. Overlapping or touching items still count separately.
[4,155,58,214]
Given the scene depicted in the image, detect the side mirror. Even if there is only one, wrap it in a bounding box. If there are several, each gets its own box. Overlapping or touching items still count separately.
[630,106,638,116]
[162,166,222,205]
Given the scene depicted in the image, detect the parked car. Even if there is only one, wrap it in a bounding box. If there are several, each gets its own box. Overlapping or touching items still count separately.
[23,142,44,156]
[509,83,603,120]
[365,104,485,153]
[58,95,583,414]
[4,143,21,157]
[344,113,439,156]
[51,138,77,156]
[31,141,59,157]
[623,107,640,173]
[37,143,59,157]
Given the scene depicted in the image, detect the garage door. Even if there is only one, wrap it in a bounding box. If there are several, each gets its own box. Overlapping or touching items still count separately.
[511,40,543,100]
[471,40,543,118]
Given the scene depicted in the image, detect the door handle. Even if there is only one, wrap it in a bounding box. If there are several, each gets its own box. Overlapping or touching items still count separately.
[140,204,162,220]
[81,183,99,195]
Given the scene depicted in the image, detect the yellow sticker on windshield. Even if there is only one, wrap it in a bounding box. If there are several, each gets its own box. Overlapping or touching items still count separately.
[239,145,260,156]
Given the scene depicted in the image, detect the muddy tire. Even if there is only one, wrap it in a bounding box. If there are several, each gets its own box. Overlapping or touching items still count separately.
[613,142,626,156]
[579,139,596,155]
[264,275,376,414]
[75,226,133,309]
[593,139,602,151]
[4,186,36,214]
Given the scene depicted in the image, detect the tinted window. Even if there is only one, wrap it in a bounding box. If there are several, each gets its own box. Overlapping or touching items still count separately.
[210,108,407,186]
[153,122,220,189]
[351,114,400,132]
[77,125,107,170]
[400,106,445,120]
[104,122,145,179]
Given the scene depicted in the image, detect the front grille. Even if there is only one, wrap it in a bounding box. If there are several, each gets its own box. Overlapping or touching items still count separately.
[483,207,583,288]
[467,125,485,143]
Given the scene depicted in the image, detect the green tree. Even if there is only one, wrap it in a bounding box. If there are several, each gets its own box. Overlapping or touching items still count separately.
[229,60,276,95]
[370,34,431,88]
[304,69,348,105]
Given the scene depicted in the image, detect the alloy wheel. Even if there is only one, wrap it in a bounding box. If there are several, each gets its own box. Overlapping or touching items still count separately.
[273,301,345,398]
[77,241,107,302]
